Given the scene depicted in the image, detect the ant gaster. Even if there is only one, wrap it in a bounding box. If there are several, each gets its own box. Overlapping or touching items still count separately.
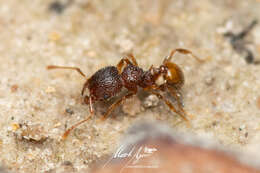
[47,48,203,139]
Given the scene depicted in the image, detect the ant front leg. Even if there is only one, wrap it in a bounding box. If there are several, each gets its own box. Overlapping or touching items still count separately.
[148,90,189,122]
[163,48,204,64]
[165,85,192,119]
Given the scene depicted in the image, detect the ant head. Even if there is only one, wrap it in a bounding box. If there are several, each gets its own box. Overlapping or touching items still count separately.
[158,61,184,89]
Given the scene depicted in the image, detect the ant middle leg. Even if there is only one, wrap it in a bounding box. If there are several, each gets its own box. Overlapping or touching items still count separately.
[126,53,138,66]
[62,114,92,140]
[62,96,94,139]
[116,58,133,73]
[47,65,87,78]
[98,92,135,122]
[116,54,139,73]
[163,48,204,63]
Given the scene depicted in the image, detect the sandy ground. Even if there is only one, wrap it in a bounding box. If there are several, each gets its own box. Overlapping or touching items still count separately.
[0,0,260,172]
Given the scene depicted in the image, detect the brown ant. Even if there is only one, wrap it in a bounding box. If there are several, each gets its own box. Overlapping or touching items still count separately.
[47,48,203,139]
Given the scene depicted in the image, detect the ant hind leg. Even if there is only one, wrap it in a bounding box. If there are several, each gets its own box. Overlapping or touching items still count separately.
[126,53,138,66]
[98,92,135,122]
[47,65,87,78]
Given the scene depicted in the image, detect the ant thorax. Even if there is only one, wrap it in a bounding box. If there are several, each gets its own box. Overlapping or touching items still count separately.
[121,64,143,91]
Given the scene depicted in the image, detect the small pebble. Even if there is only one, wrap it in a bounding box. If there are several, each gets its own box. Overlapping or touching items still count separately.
[49,1,65,14]
[143,94,159,108]
[10,84,18,93]
[54,122,62,128]
[48,32,61,42]
[239,124,246,131]
[245,132,248,138]
[11,123,20,131]
[65,108,74,115]
[204,76,215,86]
[45,86,56,93]
[14,123,48,143]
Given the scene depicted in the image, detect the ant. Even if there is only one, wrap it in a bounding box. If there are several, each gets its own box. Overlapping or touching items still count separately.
[47,48,203,139]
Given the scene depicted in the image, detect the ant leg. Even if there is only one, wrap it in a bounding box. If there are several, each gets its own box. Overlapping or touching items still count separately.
[62,96,94,139]
[98,92,135,122]
[81,80,89,96]
[116,53,138,73]
[47,65,87,78]
[84,95,90,105]
[126,53,138,66]
[89,96,94,114]
[47,65,90,96]
[116,58,133,73]
[62,95,94,139]
[165,85,192,119]
[148,65,153,71]
[163,48,204,63]
[149,90,189,122]
[62,114,92,140]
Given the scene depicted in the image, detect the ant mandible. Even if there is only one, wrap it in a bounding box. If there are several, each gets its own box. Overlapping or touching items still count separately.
[47,48,203,139]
